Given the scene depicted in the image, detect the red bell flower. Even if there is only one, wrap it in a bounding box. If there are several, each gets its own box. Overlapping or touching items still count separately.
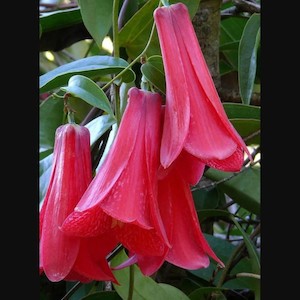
[114,150,224,276]
[61,88,169,258]
[39,123,117,283]
[154,3,252,171]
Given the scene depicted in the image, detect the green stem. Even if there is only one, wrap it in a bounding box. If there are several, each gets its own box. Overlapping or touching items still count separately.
[127,264,135,300]
[112,0,121,124]
[113,0,120,58]
[102,14,158,91]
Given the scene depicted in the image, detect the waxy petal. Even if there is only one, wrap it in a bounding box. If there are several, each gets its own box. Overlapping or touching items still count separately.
[72,235,118,283]
[158,150,206,186]
[154,3,252,170]
[154,7,190,168]
[40,124,92,282]
[158,168,224,269]
[75,88,144,212]
[64,88,169,257]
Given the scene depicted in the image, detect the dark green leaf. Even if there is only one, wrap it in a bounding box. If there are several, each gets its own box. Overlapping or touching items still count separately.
[204,166,260,215]
[223,103,260,120]
[189,287,227,300]
[61,75,115,116]
[40,56,136,93]
[231,217,260,273]
[119,0,160,59]
[220,17,248,70]
[230,118,260,145]
[189,234,235,282]
[40,8,82,33]
[39,96,64,153]
[193,188,224,210]
[197,208,233,222]
[81,291,122,300]
[77,0,113,48]
[238,13,260,104]
[111,250,190,299]
[141,55,165,93]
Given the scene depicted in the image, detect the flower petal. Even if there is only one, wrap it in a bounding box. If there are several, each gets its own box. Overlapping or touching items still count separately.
[40,124,92,282]
[158,169,223,269]
[72,234,118,283]
[171,3,252,161]
[154,6,190,168]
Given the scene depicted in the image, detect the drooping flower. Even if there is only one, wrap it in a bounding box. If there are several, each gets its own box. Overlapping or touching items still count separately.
[61,88,169,258]
[39,123,117,283]
[113,109,223,276]
[154,3,252,170]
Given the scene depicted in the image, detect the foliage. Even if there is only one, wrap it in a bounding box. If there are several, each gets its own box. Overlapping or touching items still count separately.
[39,0,261,299]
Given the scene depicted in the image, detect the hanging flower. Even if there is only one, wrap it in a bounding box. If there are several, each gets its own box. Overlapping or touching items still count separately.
[39,123,117,283]
[154,2,252,171]
[61,88,169,258]
[114,149,224,276]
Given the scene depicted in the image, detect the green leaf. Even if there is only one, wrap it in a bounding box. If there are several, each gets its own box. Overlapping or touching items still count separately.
[141,55,165,93]
[61,75,115,116]
[85,114,116,146]
[223,103,260,120]
[204,166,261,215]
[223,103,261,144]
[81,291,122,300]
[231,217,260,273]
[77,0,113,49]
[220,17,248,71]
[39,154,53,203]
[39,96,64,153]
[119,0,201,59]
[230,118,260,145]
[119,0,160,59]
[40,8,82,33]
[111,250,190,300]
[193,187,224,210]
[189,234,236,282]
[158,283,190,299]
[230,217,261,299]
[39,56,136,93]
[238,13,260,104]
[189,287,227,300]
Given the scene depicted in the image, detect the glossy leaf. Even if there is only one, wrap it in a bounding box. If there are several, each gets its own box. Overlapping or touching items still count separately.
[230,119,260,145]
[220,17,248,71]
[111,250,189,300]
[189,287,227,300]
[81,291,122,300]
[119,0,160,59]
[223,103,260,120]
[141,55,165,93]
[204,166,260,215]
[193,188,224,211]
[119,0,201,59]
[39,153,53,203]
[159,283,190,299]
[39,96,64,153]
[85,114,116,146]
[40,8,82,33]
[238,13,261,104]
[61,75,115,116]
[39,56,135,93]
[231,217,260,273]
[77,0,113,48]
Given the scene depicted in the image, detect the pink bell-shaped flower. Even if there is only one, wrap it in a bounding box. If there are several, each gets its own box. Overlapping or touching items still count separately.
[39,123,117,283]
[154,3,252,171]
[61,88,169,258]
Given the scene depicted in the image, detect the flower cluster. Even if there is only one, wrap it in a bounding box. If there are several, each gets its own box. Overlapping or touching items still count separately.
[39,2,251,283]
